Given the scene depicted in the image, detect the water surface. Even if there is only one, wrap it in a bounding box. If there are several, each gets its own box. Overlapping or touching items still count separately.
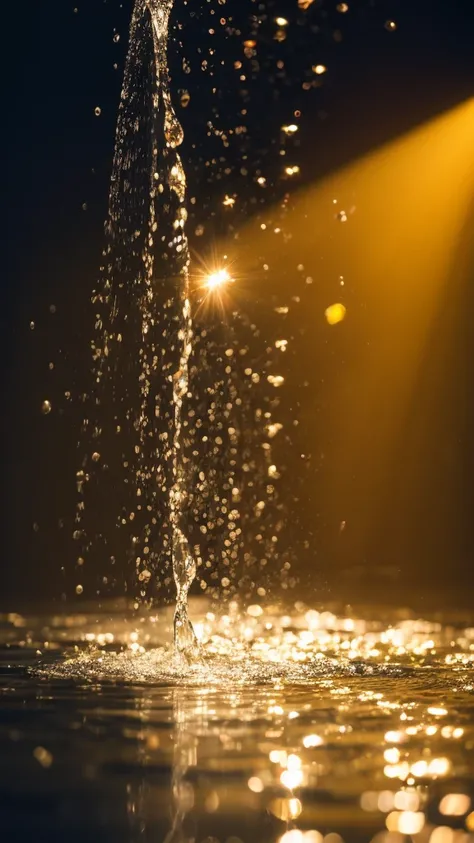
[1,600,473,843]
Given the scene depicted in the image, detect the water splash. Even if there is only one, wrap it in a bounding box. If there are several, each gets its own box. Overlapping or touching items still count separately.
[76,0,197,654]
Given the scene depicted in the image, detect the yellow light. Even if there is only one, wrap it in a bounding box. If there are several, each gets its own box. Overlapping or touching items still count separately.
[280,768,303,789]
[312,64,327,75]
[384,730,404,743]
[282,124,299,134]
[284,165,300,176]
[439,794,471,816]
[428,757,451,776]
[275,16,288,26]
[248,776,264,793]
[204,268,231,290]
[223,195,235,207]
[303,733,323,748]
[325,303,346,325]
[399,812,425,834]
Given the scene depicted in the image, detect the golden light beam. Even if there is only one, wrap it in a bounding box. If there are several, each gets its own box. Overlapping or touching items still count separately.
[220,98,474,564]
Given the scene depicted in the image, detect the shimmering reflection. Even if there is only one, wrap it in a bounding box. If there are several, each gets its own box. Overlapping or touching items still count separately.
[0,602,473,842]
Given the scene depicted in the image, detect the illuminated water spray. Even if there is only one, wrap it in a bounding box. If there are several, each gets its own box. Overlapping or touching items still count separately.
[77,0,198,655]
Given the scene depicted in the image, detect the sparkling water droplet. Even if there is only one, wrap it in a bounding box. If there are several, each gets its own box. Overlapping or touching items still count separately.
[75,584,83,595]
[94,107,101,116]
[164,108,184,148]
[41,400,52,415]
[92,452,101,462]
[113,33,120,43]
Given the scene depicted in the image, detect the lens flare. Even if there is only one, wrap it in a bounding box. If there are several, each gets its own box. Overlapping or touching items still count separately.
[204,268,232,290]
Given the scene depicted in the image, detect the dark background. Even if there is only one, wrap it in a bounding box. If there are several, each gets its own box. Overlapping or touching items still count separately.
[3,0,474,610]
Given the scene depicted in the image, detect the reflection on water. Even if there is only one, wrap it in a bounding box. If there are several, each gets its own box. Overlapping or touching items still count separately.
[0,600,473,843]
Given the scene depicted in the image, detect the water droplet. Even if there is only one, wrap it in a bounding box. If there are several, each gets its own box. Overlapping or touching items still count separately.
[75,584,83,595]
[94,107,102,116]
[164,107,184,148]
[41,400,52,415]
[92,452,101,462]
[113,33,120,43]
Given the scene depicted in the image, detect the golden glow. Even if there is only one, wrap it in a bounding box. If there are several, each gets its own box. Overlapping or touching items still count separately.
[269,797,302,820]
[439,794,471,816]
[282,123,299,134]
[275,16,288,26]
[284,165,300,176]
[312,64,327,75]
[204,268,232,290]
[325,303,346,325]
[427,706,448,716]
[386,811,425,834]
[248,776,264,793]
[225,98,474,563]
[303,733,323,748]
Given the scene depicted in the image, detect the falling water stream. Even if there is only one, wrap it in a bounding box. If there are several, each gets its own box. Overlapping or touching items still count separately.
[141,0,197,653]
[76,0,198,654]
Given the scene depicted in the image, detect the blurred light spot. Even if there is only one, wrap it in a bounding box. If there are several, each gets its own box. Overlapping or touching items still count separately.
[281,769,304,789]
[270,797,301,821]
[248,776,264,793]
[428,707,448,716]
[205,791,219,813]
[386,811,424,834]
[33,746,53,768]
[280,831,305,843]
[325,303,346,325]
[429,827,456,843]
[385,731,404,744]
[439,794,471,816]
[303,733,324,748]
[312,64,327,75]
[394,790,419,811]
[384,748,401,763]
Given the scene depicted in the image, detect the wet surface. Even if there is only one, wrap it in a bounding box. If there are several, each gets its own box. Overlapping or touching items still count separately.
[1,599,473,843]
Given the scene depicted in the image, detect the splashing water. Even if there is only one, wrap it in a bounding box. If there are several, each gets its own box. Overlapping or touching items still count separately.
[76,0,197,654]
